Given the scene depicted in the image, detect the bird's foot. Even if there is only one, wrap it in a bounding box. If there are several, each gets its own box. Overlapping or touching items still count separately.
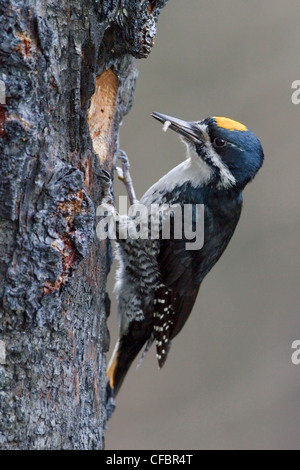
[115,149,138,205]
[99,169,116,217]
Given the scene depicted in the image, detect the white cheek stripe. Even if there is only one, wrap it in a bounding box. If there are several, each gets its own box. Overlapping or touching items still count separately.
[194,122,236,189]
[186,138,236,190]
[205,142,236,189]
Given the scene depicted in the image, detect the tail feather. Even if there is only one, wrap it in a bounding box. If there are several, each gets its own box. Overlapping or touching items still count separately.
[106,327,152,420]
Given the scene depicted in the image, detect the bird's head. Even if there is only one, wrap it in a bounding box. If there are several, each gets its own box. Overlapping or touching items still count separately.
[152,112,264,190]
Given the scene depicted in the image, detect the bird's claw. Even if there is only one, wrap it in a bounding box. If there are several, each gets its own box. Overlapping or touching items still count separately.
[115,150,130,183]
[114,149,137,205]
[115,149,130,169]
[100,169,115,213]
[100,168,111,180]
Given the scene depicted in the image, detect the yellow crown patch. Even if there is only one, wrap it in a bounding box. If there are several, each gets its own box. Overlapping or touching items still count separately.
[213,117,248,132]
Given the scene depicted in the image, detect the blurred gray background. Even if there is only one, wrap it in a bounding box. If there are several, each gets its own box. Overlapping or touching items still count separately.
[106,0,300,450]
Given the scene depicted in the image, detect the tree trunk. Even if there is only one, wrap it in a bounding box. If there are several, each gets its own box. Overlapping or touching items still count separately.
[0,0,167,450]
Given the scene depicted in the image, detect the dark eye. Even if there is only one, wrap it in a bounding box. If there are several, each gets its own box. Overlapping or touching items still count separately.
[213,137,227,148]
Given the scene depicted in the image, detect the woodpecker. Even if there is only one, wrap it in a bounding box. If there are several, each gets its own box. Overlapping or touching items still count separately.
[105,112,264,418]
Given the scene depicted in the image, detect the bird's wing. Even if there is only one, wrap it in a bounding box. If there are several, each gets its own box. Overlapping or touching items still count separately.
[152,226,203,367]
[153,199,242,366]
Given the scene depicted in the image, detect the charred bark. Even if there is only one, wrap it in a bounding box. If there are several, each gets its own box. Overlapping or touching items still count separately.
[0,0,167,450]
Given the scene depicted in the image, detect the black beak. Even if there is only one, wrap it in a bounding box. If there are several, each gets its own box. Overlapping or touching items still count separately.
[152,112,205,144]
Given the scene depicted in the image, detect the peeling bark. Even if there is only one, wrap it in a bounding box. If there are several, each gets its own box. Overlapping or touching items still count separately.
[0,0,167,450]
